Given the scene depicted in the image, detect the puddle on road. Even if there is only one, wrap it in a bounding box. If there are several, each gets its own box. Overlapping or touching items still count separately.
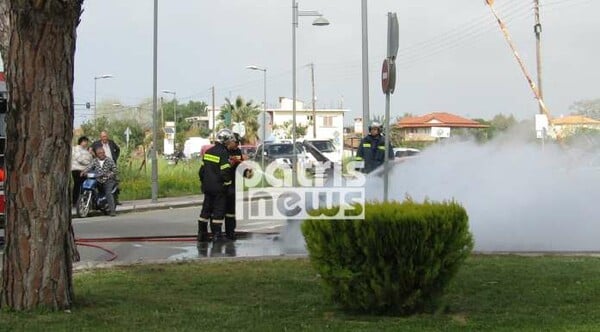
[168,233,307,260]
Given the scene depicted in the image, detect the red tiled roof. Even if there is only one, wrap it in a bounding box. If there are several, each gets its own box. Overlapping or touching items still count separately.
[552,115,600,126]
[397,112,488,128]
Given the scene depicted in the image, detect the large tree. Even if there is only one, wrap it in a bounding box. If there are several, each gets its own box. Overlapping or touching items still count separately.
[1,0,83,310]
[569,98,600,120]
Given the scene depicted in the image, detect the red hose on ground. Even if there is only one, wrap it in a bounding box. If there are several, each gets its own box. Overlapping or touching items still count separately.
[75,241,119,261]
[75,235,199,262]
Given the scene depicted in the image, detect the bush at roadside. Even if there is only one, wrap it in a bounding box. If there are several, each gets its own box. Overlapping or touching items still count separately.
[302,200,473,315]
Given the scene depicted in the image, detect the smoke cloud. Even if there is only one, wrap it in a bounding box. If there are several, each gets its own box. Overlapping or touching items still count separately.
[367,128,600,252]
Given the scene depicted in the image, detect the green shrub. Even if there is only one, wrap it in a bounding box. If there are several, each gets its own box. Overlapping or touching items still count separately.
[301,200,473,315]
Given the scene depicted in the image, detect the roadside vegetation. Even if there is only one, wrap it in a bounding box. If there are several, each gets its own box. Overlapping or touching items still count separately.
[1,256,600,330]
[117,158,200,200]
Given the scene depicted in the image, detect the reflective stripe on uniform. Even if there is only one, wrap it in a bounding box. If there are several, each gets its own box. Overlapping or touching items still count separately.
[224,181,232,186]
[355,157,363,161]
[203,153,220,163]
[220,163,231,170]
[362,143,371,147]
[378,146,386,150]
[225,213,235,218]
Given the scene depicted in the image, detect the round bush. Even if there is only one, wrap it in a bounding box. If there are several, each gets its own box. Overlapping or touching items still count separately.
[301,200,473,315]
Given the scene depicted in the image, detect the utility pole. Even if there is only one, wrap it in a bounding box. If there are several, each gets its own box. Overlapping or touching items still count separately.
[534,0,543,114]
[160,97,164,127]
[211,86,216,142]
[361,0,370,136]
[309,63,316,138]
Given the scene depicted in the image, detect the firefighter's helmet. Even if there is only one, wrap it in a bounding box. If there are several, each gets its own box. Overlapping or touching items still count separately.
[368,121,382,131]
[216,129,235,144]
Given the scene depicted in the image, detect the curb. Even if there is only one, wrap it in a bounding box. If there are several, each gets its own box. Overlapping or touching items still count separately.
[71,199,203,219]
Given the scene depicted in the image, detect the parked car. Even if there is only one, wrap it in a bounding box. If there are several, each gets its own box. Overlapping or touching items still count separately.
[393,147,420,158]
[253,142,312,169]
[303,139,342,164]
[199,144,256,161]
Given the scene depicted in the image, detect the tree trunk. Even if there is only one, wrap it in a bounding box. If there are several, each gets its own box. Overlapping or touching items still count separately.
[1,0,82,310]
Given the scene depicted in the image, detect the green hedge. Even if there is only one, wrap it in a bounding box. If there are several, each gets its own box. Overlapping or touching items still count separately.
[301,200,473,315]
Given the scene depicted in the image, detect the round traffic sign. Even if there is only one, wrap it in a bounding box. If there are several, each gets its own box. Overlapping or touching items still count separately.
[381,59,396,94]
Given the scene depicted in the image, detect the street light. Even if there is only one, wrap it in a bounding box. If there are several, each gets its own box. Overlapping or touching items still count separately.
[246,65,267,173]
[162,90,177,134]
[94,74,113,120]
[292,1,329,183]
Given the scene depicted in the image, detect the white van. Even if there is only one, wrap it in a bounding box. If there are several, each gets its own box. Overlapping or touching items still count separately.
[183,137,211,159]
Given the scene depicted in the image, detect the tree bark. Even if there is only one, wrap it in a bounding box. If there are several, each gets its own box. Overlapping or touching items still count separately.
[0,0,9,64]
[1,0,82,310]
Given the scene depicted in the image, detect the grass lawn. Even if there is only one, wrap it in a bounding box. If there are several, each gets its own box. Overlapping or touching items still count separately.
[2,255,600,331]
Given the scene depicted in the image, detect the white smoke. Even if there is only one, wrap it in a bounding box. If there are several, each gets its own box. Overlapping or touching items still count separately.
[366,129,600,252]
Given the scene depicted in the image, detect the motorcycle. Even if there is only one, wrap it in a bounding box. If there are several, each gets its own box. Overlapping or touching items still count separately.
[76,172,118,218]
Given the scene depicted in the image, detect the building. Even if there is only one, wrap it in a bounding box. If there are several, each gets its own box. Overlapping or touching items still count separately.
[183,98,348,146]
[396,112,488,142]
[268,97,348,147]
[550,115,600,138]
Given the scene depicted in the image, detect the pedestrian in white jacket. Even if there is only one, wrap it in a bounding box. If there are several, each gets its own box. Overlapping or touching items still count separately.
[71,136,93,206]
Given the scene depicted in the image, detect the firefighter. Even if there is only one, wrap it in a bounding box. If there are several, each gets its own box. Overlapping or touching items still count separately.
[356,121,394,173]
[224,133,243,240]
[197,129,237,242]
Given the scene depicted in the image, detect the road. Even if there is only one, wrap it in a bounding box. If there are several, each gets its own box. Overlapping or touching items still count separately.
[70,206,299,264]
[73,206,282,239]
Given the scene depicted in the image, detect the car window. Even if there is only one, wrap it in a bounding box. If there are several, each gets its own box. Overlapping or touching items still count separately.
[310,140,335,153]
[266,144,300,155]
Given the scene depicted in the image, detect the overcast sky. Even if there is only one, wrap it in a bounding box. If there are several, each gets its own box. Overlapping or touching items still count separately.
[73,0,599,126]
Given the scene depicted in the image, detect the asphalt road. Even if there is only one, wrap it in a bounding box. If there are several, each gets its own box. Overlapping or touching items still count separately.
[73,206,283,240]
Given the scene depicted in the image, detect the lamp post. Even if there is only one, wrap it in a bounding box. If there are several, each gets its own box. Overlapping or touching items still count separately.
[246,65,267,172]
[93,74,113,120]
[292,1,329,183]
[162,90,177,134]
[151,0,158,203]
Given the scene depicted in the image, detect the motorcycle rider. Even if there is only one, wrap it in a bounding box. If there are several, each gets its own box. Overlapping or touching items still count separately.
[356,121,394,173]
[82,147,118,217]
[197,129,237,241]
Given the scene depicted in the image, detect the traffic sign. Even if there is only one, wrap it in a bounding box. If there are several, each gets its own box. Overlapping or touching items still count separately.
[124,127,131,147]
[387,13,399,59]
[232,122,246,138]
[381,59,396,94]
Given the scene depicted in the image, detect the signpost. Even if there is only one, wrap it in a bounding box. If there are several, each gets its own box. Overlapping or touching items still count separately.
[124,126,132,148]
[382,12,398,202]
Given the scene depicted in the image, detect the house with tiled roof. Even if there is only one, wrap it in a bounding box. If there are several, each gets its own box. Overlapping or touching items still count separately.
[396,112,488,142]
[550,115,600,138]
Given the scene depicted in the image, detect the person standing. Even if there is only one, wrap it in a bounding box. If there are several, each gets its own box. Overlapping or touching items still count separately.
[224,133,244,240]
[356,121,394,173]
[83,147,119,217]
[92,130,120,162]
[197,129,237,241]
[92,130,121,204]
[71,136,93,206]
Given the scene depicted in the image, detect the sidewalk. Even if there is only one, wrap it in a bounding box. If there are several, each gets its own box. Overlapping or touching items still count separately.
[72,194,204,218]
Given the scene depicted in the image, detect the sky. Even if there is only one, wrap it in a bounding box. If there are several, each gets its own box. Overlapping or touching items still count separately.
[72,0,600,127]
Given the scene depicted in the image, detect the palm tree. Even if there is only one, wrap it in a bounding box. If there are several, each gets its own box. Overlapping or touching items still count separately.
[218,96,261,144]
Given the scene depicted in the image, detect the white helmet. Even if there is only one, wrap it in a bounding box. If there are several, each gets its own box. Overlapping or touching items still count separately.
[368,121,382,131]
[216,128,235,144]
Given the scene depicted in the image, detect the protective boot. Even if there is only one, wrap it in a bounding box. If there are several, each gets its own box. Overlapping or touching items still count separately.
[225,216,236,241]
[197,220,209,242]
[211,220,224,241]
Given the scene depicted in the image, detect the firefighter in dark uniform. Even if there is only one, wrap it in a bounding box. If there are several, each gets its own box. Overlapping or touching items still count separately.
[355,121,394,173]
[197,129,237,242]
[224,133,244,240]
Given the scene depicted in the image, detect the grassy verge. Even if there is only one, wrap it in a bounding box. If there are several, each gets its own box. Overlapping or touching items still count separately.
[2,256,600,331]
[118,158,200,200]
